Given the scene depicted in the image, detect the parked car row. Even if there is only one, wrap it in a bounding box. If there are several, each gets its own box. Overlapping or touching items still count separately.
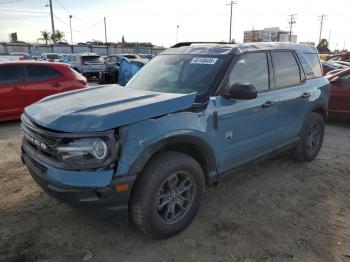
[0,61,87,121]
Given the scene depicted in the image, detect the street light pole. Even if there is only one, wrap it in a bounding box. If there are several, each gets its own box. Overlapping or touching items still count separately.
[318,14,327,43]
[104,16,108,55]
[49,0,55,43]
[288,14,297,42]
[69,15,73,45]
[176,25,180,43]
[227,1,237,43]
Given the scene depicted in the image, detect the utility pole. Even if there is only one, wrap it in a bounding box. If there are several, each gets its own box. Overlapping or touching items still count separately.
[328,29,331,47]
[176,25,180,43]
[104,16,108,55]
[69,15,73,45]
[48,0,56,43]
[288,14,297,42]
[226,1,237,43]
[318,14,327,43]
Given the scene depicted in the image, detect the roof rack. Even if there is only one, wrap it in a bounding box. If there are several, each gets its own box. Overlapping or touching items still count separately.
[171,42,232,48]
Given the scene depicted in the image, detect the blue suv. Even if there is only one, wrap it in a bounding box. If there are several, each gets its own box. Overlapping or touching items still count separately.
[21,42,330,239]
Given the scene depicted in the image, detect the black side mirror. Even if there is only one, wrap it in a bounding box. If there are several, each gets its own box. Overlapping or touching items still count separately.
[228,82,258,100]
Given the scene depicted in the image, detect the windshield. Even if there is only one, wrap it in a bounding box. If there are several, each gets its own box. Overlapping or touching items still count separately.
[126,54,225,95]
[46,54,63,59]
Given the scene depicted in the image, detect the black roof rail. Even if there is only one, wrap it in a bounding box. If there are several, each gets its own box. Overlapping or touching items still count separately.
[171,42,232,48]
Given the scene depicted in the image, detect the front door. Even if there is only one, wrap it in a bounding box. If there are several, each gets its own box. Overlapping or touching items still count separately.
[214,52,281,173]
[0,64,26,120]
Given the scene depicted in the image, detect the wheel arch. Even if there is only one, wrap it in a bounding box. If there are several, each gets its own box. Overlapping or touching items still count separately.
[128,135,218,185]
[312,104,328,121]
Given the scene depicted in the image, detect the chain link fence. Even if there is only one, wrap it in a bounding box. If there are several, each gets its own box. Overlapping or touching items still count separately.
[0,42,165,56]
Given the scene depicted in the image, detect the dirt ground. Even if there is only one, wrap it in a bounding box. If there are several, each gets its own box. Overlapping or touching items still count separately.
[0,120,350,262]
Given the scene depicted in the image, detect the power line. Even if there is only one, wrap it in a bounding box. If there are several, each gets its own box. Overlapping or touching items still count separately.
[0,0,24,5]
[53,0,85,22]
[0,9,48,14]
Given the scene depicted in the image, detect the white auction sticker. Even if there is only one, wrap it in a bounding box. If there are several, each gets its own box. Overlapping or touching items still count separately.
[190,57,218,65]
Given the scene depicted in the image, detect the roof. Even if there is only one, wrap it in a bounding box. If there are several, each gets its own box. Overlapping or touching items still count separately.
[0,60,68,66]
[161,42,318,55]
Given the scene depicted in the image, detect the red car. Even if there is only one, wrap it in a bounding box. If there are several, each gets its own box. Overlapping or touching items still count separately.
[327,68,350,120]
[0,61,87,121]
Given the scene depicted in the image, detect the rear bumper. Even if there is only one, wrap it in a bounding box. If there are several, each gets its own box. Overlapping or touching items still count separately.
[21,149,136,211]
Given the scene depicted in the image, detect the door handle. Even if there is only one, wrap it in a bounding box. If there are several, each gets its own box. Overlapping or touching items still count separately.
[52,83,62,88]
[300,92,311,98]
[262,101,277,108]
[12,86,21,92]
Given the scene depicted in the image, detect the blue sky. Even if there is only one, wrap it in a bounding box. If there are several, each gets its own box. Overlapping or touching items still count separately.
[0,0,348,50]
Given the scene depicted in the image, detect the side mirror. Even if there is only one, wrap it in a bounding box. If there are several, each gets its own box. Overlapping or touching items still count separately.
[228,82,258,100]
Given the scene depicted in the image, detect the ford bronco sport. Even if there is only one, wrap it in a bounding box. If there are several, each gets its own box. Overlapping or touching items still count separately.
[21,42,330,239]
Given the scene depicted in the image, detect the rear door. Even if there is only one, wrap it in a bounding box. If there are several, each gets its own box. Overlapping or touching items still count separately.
[0,64,26,120]
[214,52,281,172]
[273,51,320,145]
[329,71,350,115]
[24,64,65,106]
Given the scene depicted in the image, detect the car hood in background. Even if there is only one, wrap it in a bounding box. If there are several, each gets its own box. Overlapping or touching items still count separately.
[24,85,196,133]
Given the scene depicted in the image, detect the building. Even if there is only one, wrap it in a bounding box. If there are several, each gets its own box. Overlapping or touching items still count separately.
[244,27,297,43]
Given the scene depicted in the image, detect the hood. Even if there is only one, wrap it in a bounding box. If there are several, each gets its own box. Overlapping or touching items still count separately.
[24,85,196,133]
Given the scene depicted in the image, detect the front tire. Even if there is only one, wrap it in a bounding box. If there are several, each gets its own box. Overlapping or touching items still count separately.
[291,112,325,161]
[130,151,205,239]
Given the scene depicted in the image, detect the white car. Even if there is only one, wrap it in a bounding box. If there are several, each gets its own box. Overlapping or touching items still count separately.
[41,53,63,62]
[66,53,106,78]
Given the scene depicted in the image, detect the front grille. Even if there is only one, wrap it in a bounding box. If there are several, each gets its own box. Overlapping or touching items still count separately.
[21,116,61,161]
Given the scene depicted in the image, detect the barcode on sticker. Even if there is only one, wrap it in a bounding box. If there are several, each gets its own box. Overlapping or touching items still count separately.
[190,57,218,65]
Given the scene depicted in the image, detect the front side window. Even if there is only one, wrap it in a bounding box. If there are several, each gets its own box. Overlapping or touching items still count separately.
[126,55,225,95]
[272,51,301,88]
[0,65,21,84]
[229,52,269,91]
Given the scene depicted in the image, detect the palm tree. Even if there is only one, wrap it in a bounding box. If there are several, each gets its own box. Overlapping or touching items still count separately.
[52,30,66,43]
[38,30,51,45]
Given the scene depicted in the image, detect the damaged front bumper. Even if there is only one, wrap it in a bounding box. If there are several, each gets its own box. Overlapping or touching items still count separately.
[21,147,136,211]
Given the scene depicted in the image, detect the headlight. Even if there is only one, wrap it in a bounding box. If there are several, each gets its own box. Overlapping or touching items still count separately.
[55,138,110,165]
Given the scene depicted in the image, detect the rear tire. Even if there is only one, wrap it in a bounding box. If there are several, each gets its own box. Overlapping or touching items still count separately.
[130,151,205,239]
[291,112,325,161]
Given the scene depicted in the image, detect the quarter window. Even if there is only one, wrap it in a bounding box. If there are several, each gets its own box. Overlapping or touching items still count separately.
[229,52,269,91]
[272,51,301,88]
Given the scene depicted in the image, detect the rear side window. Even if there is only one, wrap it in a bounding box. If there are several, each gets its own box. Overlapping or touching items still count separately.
[271,51,301,88]
[303,54,322,77]
[0,65,21,84]
[26,65,62,82]
[229,52,269,91]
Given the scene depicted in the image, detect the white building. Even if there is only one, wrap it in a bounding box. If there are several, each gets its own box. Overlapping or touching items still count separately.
[244,27,297,43]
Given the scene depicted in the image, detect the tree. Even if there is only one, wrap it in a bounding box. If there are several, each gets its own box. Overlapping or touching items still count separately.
[52,30,66,43]
[38,30,51,45]
[122,35,125,43]
[317,39,330,53]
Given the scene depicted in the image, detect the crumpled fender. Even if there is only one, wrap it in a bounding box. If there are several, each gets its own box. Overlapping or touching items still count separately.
[116,109,218,177]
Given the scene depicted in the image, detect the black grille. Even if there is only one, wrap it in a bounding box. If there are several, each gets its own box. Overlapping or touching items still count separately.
[21,117,61,161]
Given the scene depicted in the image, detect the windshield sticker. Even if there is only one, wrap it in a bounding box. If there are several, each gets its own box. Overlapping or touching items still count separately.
[190,57,218,65]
